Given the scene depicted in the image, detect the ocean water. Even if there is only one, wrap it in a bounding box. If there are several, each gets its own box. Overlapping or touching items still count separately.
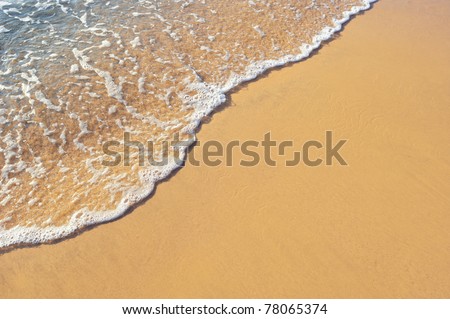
[0,0,375,248]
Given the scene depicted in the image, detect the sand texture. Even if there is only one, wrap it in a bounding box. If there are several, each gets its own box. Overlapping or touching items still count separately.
[0,0,449,298]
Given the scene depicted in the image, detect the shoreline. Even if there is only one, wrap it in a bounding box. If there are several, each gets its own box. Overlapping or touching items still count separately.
[1,0,450,298]
[0,1,378,252]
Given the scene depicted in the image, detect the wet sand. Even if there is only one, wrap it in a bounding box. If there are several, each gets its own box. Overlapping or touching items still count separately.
[1,0,450,298]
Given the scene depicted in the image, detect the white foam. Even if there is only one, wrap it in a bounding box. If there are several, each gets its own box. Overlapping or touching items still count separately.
[70,64,80,74]
[100,40,111,48]
[35,91,62,112]
[253,25,266,38]
[130,36,141,48]
[108,105,118,115]
[73,48,125,103]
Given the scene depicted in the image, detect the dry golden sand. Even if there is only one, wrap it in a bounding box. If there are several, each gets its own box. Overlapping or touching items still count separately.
[1,0,450,298]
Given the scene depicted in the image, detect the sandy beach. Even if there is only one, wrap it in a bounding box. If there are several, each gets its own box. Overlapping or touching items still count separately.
[1,0,450,298]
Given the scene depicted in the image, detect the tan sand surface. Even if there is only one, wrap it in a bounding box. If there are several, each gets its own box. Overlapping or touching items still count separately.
[1,0,450,298]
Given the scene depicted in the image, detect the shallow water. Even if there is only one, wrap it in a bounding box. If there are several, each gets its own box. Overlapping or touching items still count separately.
[0,0,373,248]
